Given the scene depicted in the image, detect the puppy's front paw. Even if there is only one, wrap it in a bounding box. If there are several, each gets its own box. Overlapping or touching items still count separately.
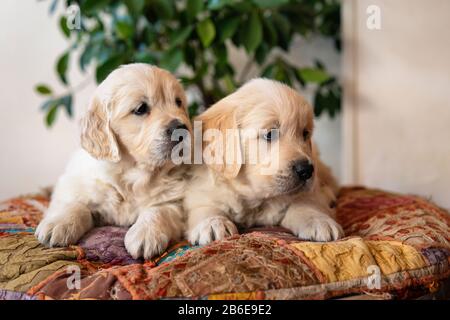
[124,222,170,260]
[35,215,91,247]
[188,216,238,246]
[288,212,344,242]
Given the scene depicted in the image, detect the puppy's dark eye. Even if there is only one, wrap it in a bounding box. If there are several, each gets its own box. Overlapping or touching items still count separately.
[263,129,279,141]
[175,97,182,108]
[133,102,150,116]
[303,129,310,140]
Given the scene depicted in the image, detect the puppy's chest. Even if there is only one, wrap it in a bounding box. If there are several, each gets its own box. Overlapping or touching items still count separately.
[91,172,185,226]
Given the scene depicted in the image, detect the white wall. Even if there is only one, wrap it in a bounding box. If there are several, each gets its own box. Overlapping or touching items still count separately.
[0,0,96,199]
[0,0,341,200]
[343,0,450,209]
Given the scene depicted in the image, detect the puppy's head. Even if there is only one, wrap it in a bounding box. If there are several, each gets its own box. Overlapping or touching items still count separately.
[198,78,316,198]
[81,63,191,167]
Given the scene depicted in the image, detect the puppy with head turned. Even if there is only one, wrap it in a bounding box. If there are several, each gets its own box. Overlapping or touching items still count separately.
[35,64,191,259]
[185,78,343,245]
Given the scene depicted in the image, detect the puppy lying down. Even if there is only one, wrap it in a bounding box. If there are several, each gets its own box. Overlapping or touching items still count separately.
[185,78,344,245]
[36,64,191,259]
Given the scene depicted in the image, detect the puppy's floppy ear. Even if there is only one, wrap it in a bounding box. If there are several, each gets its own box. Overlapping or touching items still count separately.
[197,101,242,179]
[80,97,120,162]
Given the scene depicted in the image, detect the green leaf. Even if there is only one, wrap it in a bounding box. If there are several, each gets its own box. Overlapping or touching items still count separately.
[251,0,289,8]
[97,46,115,65]
[262,64,275,78]
[124,0,145,18]
[208,0,232,10]
[214,62,228,78]
[255,42,269,65]
[187,0,204,21]
[272,13,290,50]
[35,84,52,95]
[293,66,306,87]
[79,42,97,71]
[315,60,325,70]
[59,17,70,38]
[233,1,253,12]
[243,12,262,53]
[196,19,216,47]
[49,0,58,15]
[213,44,227,64]
[40,99,55,111]
[218,16,240,42]
[115,20,134,39]
[56,52,69,85]
[274,65,292,85]
[90,30,106,44]
[262,60,293,85]
[222,74,235,92]
[41,94,73,125]
[314,91,324,117]
[60,94,73,117]
[45,104,59,127]
[82,0,110,15]
[95,55,124,83]
[184,44,197,67]
[262,18,277,46]
[134,51,156,64]
[160,49,184,72]
[170,25,194,48]
[298,68,331,84]
[193,62,209,80]
[314,86,341,117]
[143,25,156,44]
[152,0,174,20]
[188,101,199,118]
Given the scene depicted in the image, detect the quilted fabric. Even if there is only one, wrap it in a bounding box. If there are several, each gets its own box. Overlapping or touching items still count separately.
[0,187,449,300]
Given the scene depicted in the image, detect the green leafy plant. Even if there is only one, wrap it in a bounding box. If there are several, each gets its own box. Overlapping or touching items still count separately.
[36,0,341,127]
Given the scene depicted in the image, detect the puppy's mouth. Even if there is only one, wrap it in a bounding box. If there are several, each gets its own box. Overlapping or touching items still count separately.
[275,174,313,196]
[155,134,189,163]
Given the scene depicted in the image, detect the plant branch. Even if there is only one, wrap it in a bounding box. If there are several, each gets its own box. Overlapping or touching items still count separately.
[238,57,254,84]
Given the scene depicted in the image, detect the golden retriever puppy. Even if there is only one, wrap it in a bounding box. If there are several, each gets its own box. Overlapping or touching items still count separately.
[185,78,343,245]
[35,64,191,259]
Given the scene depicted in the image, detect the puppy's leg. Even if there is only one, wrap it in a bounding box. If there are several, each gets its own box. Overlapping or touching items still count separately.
[316,158,339,213]
[35,201,93,247]
[124,204,184,259]
[187,207,238,246]
[281,202,344,242]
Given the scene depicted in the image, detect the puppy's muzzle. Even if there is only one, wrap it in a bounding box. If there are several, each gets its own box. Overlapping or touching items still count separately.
[166,119,188,142]
[292,159,314,183]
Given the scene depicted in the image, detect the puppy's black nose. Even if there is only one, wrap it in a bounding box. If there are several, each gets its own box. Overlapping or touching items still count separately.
[166,120,187,137]
[293,160,314,181]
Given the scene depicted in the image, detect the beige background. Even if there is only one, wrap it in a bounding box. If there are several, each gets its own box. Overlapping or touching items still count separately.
[343,0,450,209]
[0,0,341,199]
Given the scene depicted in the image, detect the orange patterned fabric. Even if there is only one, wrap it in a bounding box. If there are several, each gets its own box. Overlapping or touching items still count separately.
[0,187,449,300]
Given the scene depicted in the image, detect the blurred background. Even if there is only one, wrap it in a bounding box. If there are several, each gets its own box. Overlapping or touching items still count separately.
[0,0,449,210]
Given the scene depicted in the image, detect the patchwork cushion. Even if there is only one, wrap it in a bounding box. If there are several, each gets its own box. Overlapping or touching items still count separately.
[0,187,448,300]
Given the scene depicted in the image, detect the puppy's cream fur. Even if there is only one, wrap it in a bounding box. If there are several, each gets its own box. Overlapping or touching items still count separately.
[185,79,343,245]
[35,64,191,259]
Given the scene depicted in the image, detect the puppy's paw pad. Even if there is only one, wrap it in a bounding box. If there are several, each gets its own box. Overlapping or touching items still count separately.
[124,223,169,260]
[295,215,344,242]
[188,216,238,246]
